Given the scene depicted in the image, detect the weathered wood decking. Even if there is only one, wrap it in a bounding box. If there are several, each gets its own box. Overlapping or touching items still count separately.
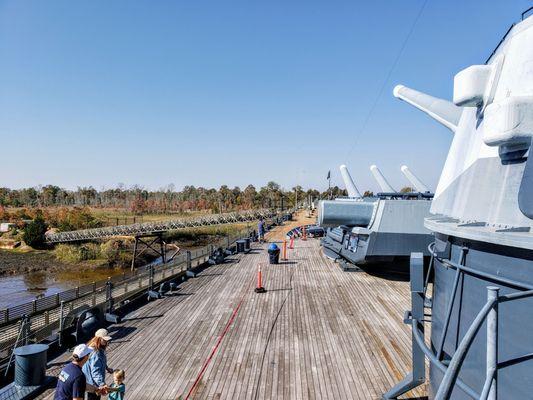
[40,236,425,399]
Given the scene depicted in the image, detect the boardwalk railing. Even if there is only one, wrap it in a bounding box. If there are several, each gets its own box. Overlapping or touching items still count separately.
[46,209,277,243]
[0,210,293,374]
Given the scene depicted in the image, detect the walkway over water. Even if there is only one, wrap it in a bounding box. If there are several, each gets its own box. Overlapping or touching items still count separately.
[45,209,276,243]
[39,228,425,399]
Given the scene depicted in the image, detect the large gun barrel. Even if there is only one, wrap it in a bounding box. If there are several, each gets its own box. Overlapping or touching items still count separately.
[393,85,463,132]
[369,165,396,193]
[400,165,430,193]
[339,164,361,198]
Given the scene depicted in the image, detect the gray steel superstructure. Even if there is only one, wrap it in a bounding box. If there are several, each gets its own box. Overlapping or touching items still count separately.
[320,165,433,266]
[386,9,533,400]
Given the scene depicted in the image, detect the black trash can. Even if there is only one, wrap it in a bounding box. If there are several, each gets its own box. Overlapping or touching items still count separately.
[13,344,49,387]
[236,240,246,253]
[244,238,251,252]
[268,244,280,264]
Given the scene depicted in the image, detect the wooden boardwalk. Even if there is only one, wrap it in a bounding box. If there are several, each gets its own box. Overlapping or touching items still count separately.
[40,235,426,399]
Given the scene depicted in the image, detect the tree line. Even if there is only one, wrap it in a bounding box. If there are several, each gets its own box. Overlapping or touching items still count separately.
[0,183,349,214]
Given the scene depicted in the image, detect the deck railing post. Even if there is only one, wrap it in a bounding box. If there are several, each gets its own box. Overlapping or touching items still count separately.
[186,251,192,271]
[487,286,499,400]
[383,252,425,399]
[59,301,65,347]
[149,264,154,291]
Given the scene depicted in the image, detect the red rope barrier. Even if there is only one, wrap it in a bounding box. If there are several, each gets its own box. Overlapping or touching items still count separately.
[181,281,251,400]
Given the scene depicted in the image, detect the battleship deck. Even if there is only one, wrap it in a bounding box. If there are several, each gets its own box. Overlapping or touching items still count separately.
[39,234,425,399]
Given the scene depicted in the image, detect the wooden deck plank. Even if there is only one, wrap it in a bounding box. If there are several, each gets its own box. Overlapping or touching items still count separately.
[39,229,426,400]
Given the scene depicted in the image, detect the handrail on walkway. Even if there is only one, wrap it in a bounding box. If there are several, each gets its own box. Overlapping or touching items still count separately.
[46,209,278,243]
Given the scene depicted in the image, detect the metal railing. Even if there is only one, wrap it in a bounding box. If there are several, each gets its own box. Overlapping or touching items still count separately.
[0,209,292,376]
[0,248,203,368]
[485,7,533,64]
[46,209,277,243]
[385,243,533,400]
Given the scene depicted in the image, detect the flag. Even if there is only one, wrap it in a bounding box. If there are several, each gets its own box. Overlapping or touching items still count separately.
[326,170,331,180]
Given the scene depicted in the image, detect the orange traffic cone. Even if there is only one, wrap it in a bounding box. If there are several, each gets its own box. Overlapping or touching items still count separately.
[255,265,266,293]
[282,240,287,261]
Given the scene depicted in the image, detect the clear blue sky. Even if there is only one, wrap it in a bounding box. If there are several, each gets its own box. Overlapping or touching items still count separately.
[1,0,531,193]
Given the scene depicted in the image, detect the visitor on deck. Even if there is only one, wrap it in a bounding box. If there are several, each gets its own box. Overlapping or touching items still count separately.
[83,328,114,400]
[258,218,266,243]
[54,344,99,400]
[107,369,126,400]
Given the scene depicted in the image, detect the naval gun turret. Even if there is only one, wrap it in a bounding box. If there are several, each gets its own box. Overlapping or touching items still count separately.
[386,9,533,400]
[401,165,430,193]
[317,164,374,228]
[370,164,396,193]
[339,164,361,198]
[319,165,376,259]
[320,164,433,269]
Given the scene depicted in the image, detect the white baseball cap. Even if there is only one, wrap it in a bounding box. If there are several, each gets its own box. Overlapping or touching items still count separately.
[73,344,92,359]
[94,328,112,341]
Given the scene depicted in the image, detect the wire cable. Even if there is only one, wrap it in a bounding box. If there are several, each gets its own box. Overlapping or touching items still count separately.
[343,0,429,163]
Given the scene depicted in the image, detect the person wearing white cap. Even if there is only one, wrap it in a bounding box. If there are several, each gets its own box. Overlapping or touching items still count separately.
[54,344,97,400]
[83,328,114,400]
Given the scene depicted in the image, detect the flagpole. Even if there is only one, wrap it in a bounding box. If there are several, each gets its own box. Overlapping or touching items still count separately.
[327,170,331,199]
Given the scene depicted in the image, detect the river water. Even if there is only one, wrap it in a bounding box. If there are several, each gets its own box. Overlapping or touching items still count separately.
[0,268,125,309]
